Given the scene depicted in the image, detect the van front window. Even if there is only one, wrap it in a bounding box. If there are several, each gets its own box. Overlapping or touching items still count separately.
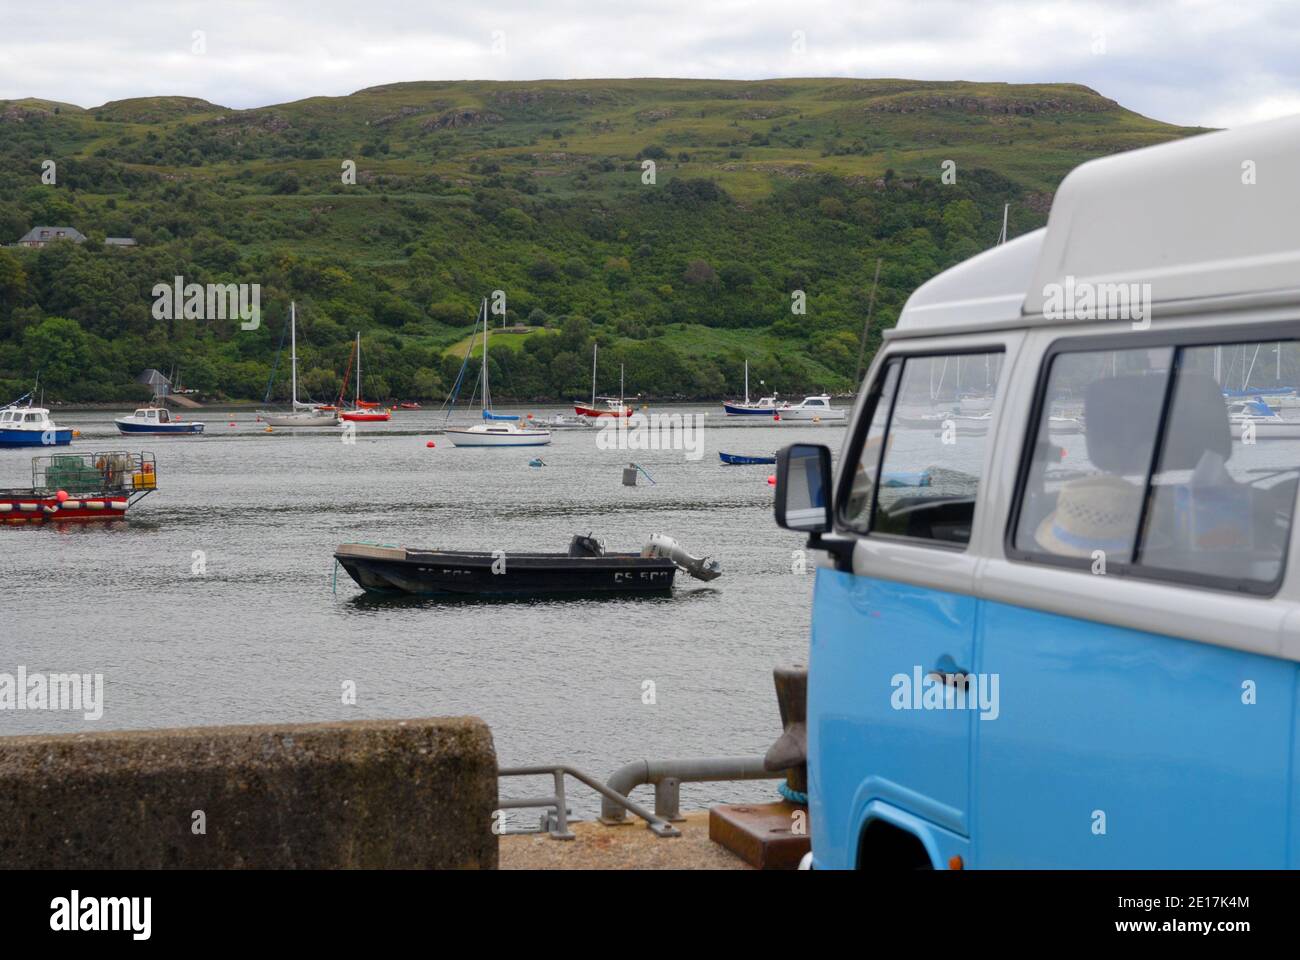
[844,350,1005,546]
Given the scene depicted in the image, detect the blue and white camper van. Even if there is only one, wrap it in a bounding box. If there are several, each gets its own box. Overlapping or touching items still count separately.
[775,115,1300,869]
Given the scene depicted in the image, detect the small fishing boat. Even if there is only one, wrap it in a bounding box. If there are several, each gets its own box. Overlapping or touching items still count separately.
[0,401,72,447]
[115,407,204,435]
[0,451,157,524]
[259,303,341,428]
[723,360,787,416]
[334,533,720,598]
[778,395,847,421]
[447,299,551,447]
[719,452,776,465]
[574,344,632,418]
[339,332,392,422]
[398,402,422,410]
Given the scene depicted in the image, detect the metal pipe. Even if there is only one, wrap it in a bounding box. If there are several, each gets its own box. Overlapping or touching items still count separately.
[499,764,681,837]
[600,756,780,824]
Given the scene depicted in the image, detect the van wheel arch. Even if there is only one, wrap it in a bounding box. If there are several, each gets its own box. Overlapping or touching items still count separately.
[856,818,935,870]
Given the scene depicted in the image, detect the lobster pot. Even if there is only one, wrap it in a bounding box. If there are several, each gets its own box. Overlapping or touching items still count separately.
[622,466,638,487]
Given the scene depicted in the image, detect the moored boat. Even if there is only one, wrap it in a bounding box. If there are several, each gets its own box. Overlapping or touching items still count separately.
[719,451,776,465]
[0,451,157,524]
[334,532,720,598]
[339,332,392,422]
[115,407,204,435]
[722,360,787,416]
[573,344,632,418]
[0,402,73,448]
[777,395,847,421]
[447,298,551,447]
[258,302,341,428]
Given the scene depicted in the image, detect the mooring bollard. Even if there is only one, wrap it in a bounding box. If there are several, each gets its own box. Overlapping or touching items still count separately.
[764,663,808,797]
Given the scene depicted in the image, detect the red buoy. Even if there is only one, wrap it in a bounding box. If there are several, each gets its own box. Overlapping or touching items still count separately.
[767,475,776,486]
[56,490,69,503]
[426,441,435,448]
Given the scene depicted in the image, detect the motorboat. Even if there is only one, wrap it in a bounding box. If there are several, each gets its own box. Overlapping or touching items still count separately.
[778,395,847,421]
[334,533,720,598]
[0,401,72,447]
[115,407,204,435]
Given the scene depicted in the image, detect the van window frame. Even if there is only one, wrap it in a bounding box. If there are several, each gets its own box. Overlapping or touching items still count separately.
[835,343,1007,553]
[1005,323,1300,598]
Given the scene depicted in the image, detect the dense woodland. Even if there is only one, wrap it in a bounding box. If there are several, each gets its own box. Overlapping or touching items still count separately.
[0,79,1201,404]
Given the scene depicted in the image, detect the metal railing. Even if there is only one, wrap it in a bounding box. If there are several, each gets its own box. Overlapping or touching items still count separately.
[497,765,681,839]
[600,756,781,824]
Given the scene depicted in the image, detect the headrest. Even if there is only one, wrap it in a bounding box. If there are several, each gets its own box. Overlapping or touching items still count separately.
[1083,371,1230,473]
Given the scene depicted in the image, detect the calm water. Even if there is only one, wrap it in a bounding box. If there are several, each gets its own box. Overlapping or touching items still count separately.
[0,405,843,819]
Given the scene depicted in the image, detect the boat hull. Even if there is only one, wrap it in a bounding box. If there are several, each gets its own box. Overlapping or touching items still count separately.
[261,412,341,427]
[778,408,847,421]
[445,428,552,447]
[719,452,776,465]
[574,404,631,418]
[722,402,780,416]
[0,429,72,447]
[115,420,203,435]
[0,493,129,523]
[340,410,391,422]
[334,544,676,597]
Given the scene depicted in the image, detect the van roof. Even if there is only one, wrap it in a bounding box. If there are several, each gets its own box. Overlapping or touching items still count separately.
[893,114,1300,338]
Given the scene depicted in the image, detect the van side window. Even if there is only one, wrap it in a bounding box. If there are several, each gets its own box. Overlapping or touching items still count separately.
[1140,342,1300,587]
[843,351,1004,546]
[1014,347,1172,563]
[1014,339,1300,592]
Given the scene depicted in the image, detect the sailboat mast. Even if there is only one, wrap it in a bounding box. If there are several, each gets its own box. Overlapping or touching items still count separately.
[481,298,490,412]
[620,363,624,408]
[744,359,750,405]
[290,301,297,407]
[591,343,598,407]
[355,331,361,405]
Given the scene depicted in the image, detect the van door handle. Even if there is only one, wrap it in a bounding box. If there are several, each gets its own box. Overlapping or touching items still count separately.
[928,654,972,688]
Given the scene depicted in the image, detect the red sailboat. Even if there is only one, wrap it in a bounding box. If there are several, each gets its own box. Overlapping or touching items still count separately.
[573,344,632,418]
[339,332,392,422]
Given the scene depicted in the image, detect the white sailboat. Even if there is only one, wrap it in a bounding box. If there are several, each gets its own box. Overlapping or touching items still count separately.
[445,299,552,447]
[260,303,340,427]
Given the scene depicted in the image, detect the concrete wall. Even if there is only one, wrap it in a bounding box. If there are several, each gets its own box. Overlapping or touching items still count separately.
[0,717,498,869]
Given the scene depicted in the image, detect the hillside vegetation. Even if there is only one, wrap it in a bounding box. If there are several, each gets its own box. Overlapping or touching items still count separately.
[0,78,1204,404]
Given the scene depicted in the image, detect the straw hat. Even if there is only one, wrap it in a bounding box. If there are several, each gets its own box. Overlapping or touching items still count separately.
[1035,474,1142,558]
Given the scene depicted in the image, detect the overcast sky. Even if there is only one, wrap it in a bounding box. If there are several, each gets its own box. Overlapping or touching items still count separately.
[1,0,1294,129]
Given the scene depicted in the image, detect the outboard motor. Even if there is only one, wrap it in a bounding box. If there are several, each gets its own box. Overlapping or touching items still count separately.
[568,533,605,557]
[641,533,722,581]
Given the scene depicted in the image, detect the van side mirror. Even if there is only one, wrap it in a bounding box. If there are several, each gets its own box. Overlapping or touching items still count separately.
[775,443,833,533]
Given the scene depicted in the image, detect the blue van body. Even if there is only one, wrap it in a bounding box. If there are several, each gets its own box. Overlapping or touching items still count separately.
[787,115,1300,869]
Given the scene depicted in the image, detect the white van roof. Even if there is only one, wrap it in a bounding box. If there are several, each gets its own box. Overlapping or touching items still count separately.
[893,113,1300,338]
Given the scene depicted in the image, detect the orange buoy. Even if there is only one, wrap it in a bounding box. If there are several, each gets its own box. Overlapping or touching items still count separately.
[56,490,69,503]
[767,474,776,486]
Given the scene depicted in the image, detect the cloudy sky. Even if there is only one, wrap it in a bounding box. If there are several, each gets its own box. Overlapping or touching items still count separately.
[1,0,1295,128]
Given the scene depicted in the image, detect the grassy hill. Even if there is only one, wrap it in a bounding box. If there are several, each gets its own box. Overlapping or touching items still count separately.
[0,78,1205,403]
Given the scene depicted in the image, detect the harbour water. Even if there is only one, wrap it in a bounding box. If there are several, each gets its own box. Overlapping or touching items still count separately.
[0,405,843,819]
